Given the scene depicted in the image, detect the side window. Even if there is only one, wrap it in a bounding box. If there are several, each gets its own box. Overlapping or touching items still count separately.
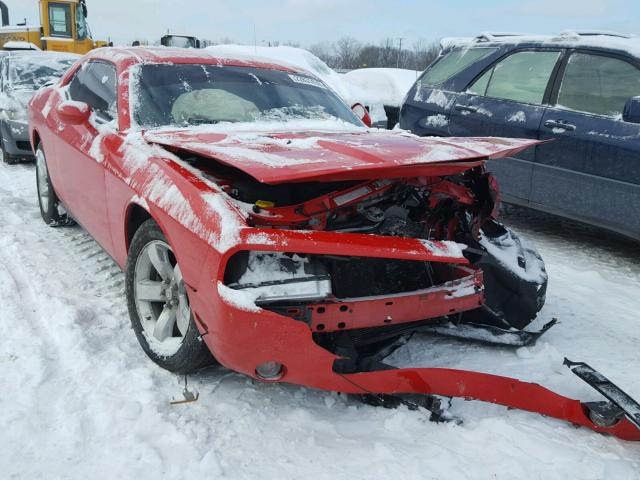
[468,51,561,104]
[68,62,118,123]
[468,68,491,96]
[557,53,640,117]
[48,3,72,38]
[418,47,497,87]
[75,2,88,41]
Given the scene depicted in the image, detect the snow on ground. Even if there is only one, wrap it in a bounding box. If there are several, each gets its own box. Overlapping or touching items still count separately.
[0,159,639,479]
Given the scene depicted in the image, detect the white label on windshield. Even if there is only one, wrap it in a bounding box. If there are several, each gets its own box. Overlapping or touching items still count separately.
[288,74,326,89]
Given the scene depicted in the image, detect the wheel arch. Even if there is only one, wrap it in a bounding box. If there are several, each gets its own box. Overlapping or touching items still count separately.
[31,129,41,153]
[122,197,211,298]
[124,201,153,253]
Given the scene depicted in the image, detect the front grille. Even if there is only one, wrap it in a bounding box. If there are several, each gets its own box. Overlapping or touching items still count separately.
[16,141,32,152]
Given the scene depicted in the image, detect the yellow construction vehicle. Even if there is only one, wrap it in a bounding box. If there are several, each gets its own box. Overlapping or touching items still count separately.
[0,0,109,54]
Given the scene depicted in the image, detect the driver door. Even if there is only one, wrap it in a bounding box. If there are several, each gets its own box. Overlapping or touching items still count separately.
[53,61,119,251]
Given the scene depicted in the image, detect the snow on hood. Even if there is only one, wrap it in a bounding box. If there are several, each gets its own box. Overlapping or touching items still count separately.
[8,52,79,89]
[343,68,421,108]
[206,45,357,104]
[143,127,541,184]
[1,52,79,118]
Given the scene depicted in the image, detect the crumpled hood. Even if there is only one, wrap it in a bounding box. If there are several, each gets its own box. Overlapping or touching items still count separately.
[143,128,540,184]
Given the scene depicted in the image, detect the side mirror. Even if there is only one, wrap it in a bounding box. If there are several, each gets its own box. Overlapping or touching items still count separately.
[352,103,372,128]
[623,96,640,124]
[57,100,91,125]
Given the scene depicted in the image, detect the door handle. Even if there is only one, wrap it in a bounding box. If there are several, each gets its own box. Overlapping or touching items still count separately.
[454,104,478,113]
[544,119,576,132]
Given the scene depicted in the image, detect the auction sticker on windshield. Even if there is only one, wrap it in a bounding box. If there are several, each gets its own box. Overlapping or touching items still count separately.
[288,74,326,89]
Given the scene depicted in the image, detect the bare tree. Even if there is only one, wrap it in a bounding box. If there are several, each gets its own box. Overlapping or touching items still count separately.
[309,42,338,67]
[249,36,440,71]
[409,39,440,70]
[377,38,397,68]
[334,37,363,69]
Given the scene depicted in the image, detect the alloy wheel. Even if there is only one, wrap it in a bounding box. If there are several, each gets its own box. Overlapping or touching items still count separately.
[36,150,50,215]
[133,240,191,355]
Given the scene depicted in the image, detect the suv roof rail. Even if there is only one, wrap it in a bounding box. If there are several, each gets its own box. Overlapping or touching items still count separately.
[474,32,527,43]
[556,30,636,40]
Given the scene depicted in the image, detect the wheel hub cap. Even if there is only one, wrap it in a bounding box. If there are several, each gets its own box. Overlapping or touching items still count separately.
[133,241,191,355]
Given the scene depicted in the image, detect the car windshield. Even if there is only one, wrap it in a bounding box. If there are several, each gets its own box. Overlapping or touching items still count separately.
[9,56,77,90]
[132,63,361,129]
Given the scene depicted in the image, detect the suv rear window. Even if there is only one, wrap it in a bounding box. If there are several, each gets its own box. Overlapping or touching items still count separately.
[418,47,497,86]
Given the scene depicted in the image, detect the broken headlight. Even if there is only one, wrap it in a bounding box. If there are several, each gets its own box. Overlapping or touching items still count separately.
[225,251,332,305]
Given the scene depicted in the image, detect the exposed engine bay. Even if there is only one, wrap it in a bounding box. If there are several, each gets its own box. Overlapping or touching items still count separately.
[229,166,497,241]
[179,151,548,332]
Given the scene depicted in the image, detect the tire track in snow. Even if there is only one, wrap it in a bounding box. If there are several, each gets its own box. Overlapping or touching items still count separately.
[0,161,231,478]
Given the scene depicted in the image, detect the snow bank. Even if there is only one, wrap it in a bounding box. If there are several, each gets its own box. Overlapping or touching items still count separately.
[342,68,420,108]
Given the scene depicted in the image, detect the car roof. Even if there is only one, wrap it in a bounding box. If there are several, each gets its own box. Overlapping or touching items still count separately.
[84,46,305,74]
[6,51,79,59]
[441,31,640,58]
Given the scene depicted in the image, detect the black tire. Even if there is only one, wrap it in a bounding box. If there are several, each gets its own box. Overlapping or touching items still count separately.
[1,138,18,165]
[126,219,215,374]
[35,144,74,226]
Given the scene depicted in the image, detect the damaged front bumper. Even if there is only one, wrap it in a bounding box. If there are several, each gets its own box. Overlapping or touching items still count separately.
[189,228,640,442]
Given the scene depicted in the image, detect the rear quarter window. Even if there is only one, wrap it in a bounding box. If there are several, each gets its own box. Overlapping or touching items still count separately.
[418,47,497,87]
[557,53,640,117]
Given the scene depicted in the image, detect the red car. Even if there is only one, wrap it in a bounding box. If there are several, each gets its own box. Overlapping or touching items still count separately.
[28,47,640,441]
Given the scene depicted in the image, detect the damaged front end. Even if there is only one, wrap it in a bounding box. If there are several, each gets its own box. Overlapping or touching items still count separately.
[216,161,547,332]
[174,142,639,442]
[225,252,483,332]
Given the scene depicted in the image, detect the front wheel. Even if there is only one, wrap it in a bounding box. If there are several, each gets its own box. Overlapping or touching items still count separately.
[36,145,73,226]
[126,219,214,374]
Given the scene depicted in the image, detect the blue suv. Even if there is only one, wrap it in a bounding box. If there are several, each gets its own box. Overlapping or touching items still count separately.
[400,32,640,241]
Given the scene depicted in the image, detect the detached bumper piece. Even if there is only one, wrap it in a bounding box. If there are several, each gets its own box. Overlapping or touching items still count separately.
[344,359,640,441]
[421,318,558,347]
[565,359,640,430]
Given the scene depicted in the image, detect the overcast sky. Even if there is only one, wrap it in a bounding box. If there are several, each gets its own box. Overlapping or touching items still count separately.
[4,0,639,48]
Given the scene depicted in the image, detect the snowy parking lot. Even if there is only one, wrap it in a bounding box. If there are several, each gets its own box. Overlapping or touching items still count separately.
[1,158,639,479]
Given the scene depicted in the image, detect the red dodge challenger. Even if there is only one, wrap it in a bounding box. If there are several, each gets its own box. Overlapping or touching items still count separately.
[27,47,640,440]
